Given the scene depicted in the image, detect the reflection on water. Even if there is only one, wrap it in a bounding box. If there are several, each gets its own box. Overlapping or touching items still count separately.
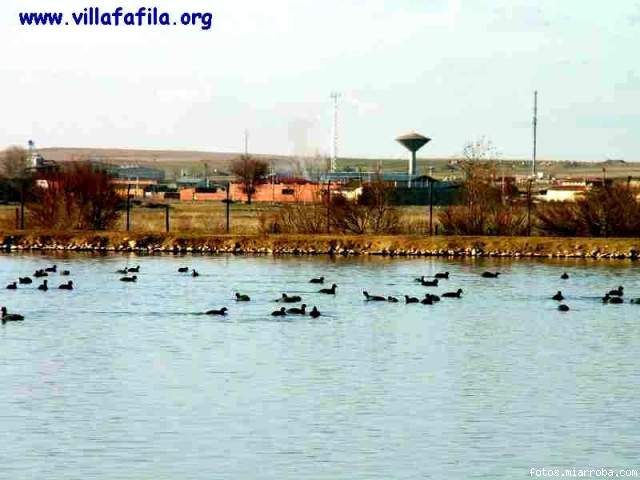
[1,253,640,479]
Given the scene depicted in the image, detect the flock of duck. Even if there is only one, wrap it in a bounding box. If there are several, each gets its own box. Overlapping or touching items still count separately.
[2,264,638,325]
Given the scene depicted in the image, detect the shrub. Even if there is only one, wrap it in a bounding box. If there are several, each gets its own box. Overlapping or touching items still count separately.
[28,163,121,230]
[537,184,640,237]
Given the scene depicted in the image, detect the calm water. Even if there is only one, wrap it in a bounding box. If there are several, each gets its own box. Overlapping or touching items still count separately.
[1,253,640,479]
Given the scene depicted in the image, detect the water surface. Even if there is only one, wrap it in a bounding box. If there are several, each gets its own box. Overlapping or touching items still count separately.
[1,253,639,479]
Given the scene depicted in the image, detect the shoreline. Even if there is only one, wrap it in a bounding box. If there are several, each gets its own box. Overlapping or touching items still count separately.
[1,230,640,259]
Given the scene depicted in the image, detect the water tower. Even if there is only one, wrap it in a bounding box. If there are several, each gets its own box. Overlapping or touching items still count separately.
[396,132,431,188]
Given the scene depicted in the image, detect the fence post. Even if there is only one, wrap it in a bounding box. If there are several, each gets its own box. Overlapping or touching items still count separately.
[526,179,533,236]
[20,180,25,229]
[165,204,170,233]
[225,182,231,234]
[126,183,131,232]
[428,178,434,236]
[326,180,331,234]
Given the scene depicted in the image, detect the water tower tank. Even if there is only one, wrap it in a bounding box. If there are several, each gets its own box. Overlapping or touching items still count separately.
[396,132,431,187]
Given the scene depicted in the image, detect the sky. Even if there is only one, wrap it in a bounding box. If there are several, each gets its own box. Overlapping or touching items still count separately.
[0,0,639,160]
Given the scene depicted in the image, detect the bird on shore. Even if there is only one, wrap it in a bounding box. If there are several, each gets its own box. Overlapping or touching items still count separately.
[363,291,386,302]
[552,291,564,301]
[482,272,500,278]
[191,270,200,277]
[608,286,624,297]
[309,277,325,284]
[421,278,439,287]
[405,295,420,304]
[120,276,137,283]
[287,304,307,315]
[435,272,450,279]
[443,289,463,298]
[38,280,48,291]
[387,296,399,303]
[178,267,189,273]
[272,307,287,317]
[319,284,337,295]
[279,293,302,303]
[561,272,569,280]
[1,307,24,324]
[61,270,71,276]
[309,306,321,318]
[6,282,17,290]
[558,304,570,312]
[206,307,228,316]
[59,281,73,290]
[45,265,57,273]
[19,277,32,284]
[235,293,251,302]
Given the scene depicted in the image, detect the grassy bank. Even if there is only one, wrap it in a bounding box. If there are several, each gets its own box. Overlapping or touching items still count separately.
[1,230,639,259]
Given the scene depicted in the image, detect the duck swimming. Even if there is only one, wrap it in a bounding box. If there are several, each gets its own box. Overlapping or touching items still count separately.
[61,270,71,276]
[309,306,321,318]
[421,278,439,287]
[120,276,137,283]
[45,265,57,273]
[235,293,251,302]
[116,268,128,274]
[38,280,48,291]
[561,272,569,280]
[434,272,450,279]
[191,270,200,277]
[608,286,624,297]
[287,304,307,315]
[363,291,386,302]
[481,272,500,278]
[405,295,420,304]
[603,294,623,304]
[387,296,399,303]
[6,282,17,290]
[128,266,140,273]
[206,307,228,316]
[271,307,287,317]
[19,277,32,285]
[279,293,302,303]
[552,291,564,301]
[34,270,47,278]
[319,284,337,295]
[309,277,325,284]
[59,281,73,290]
[178,267,189,273]
[442,289,463,298]
[1,307,24,324]
[421,295,433,305]
[558,304,570,312]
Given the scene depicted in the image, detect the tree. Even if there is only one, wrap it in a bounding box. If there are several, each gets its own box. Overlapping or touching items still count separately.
[230,154,269,204]
[1,146,29,179]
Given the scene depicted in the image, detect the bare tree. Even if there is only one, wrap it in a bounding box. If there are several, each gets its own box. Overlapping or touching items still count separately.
[1,146,29,179]
[230,154,268,204]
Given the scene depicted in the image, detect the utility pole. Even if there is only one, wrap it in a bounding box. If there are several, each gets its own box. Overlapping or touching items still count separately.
[532,90,538,178]
[330,92,341,173]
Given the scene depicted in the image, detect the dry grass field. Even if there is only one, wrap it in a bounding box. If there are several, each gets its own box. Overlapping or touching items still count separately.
[0,202,435,235]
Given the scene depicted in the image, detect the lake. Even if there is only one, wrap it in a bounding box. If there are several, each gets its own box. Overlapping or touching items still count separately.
[1,253,639,479]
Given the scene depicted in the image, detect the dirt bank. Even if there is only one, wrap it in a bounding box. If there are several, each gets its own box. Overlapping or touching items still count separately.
[1,230,640,259]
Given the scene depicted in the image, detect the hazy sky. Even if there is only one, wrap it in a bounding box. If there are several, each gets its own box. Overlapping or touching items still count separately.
[1,0,639,160]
